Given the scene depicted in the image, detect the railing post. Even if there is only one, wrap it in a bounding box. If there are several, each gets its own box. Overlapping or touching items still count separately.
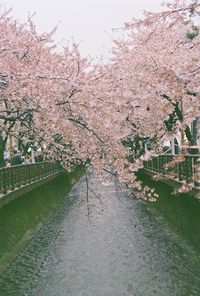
[192,156,195,187]
[2,168,8,194]
[195,157,200,188]
[178,162,182,181]
[10,167,15,191]
[157,156,159,173]
[0,169,3,195]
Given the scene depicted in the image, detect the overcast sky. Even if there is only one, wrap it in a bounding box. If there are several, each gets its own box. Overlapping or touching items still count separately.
[4,0,173,59]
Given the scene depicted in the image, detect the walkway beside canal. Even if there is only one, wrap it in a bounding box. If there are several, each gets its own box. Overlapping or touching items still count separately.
[0,171,200,296]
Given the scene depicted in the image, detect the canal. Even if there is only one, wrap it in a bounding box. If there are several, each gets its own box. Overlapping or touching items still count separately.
[0,170,200,295]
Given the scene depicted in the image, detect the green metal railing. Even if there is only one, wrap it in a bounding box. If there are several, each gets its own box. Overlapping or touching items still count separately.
[144,154,200,189]
[0,162,64,196]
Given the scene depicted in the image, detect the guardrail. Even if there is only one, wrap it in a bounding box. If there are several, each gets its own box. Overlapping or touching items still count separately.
[0,162,64,196]
[144,154,200,189]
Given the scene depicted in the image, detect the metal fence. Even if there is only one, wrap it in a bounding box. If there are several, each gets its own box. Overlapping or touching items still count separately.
[144,154,200,189]
[0,162,64,196]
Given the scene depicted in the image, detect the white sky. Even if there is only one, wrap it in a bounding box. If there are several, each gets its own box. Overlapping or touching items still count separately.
[3,0,173,59]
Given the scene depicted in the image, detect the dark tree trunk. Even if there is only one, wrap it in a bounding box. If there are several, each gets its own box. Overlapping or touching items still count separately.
[174,103,198,153]
[0,135,6,167]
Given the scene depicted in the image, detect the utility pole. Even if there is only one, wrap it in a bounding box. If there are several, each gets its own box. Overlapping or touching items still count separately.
[180,97,184,144]
[171,136,175,155]
[31,144,35,163]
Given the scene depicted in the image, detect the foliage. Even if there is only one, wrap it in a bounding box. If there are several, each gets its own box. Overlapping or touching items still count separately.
[0,0,199,199]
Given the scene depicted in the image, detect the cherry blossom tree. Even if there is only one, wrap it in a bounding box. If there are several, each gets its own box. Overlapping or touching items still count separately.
[100,0,200,196]
[0,1,199,199]
[112,0,200,150]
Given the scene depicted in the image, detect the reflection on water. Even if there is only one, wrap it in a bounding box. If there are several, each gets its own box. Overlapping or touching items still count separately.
[0,171,200,296]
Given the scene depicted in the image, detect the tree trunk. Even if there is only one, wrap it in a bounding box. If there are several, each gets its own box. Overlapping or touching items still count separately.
[0,135,6,167]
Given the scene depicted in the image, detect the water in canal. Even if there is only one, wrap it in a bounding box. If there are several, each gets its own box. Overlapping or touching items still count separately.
[0,170,200,296]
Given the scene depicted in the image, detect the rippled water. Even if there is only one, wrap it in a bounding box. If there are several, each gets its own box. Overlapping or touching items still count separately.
[0,172,200,296]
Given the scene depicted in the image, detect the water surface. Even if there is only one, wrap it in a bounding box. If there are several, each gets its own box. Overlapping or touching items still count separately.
[0,172,200,296]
